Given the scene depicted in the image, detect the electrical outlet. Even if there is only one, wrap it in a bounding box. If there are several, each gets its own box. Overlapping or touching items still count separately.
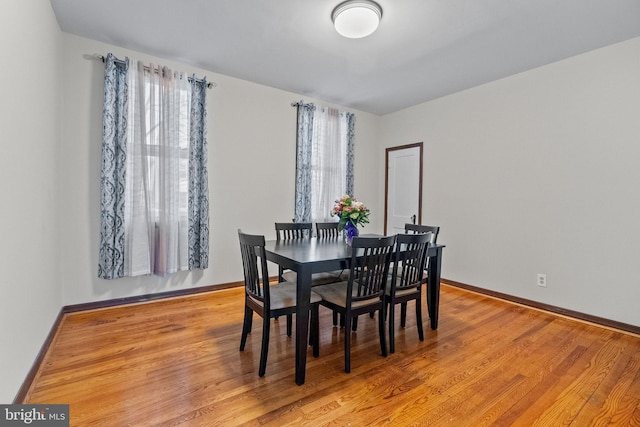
[537,273,547,287]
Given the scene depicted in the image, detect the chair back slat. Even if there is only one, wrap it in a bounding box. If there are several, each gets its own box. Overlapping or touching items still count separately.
[404,223,439,243]
[316,222,340,238]
[348,235,396,305]
[238,230,270,309]
[275,222,312,240]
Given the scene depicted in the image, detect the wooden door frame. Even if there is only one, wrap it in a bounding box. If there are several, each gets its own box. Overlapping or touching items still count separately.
[384,142,424,235]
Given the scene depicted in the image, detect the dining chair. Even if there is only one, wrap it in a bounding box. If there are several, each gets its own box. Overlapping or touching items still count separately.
[316,221,340,238]
[386,232,431,353]
[275,222,312,283]
[404,223,440,243]
[363,224,439,328]
[275,222,312,241]
[401,223,440,327]
[238,230,320,377]
[274,222,342,286]
[313,235,396,373]
[314,221,347,326]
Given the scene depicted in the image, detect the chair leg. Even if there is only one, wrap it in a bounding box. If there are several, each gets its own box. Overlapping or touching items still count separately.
[388,299,396,354]
[416,297,424,342]
[378,305,388,357]
[311,304,320,358]
[400,302,408,328]
[333,310,338,326]
[240,305,253,351]
[351,316,358,331]
[286,314,293,337]
[344,313,352,373]
[258,316,270,377]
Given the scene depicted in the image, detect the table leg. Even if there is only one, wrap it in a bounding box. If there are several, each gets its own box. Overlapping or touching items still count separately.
[426,247,443,330]
[295,265,311,385]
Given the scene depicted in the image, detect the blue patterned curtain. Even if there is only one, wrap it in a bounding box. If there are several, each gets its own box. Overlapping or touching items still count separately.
[98,54,129,279]
[294,102,315,222]
[188,77,209,269]
[345,112,355,196]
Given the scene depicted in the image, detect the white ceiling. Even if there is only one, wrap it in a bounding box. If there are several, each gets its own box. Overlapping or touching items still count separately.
[50,0,640,115]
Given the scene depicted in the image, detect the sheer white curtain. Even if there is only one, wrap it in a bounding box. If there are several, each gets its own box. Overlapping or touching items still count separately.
[309,106,349,223]
[124,61,191,276]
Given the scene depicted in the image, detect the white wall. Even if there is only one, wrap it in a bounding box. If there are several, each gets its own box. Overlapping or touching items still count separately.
[380,37,640,326]
[59,34,382,305]
[0,1,63,402]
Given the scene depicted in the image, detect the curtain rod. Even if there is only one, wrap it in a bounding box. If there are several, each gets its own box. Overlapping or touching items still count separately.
[291,101,352,116]
[291,100,314,107]
[95,54,216,89]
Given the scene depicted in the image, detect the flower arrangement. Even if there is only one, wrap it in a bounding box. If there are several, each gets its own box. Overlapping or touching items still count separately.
[331,195,370,242]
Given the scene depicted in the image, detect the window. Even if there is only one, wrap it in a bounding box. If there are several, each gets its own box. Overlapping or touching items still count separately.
[294,102,355,224]
[98,54,209,279]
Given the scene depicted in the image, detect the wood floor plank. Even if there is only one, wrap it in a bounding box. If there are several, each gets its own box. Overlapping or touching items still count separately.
[21,285,640,426]
[569,339,640,425]
[531,334,625,425]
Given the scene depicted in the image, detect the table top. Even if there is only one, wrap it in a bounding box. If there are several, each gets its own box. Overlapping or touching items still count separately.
[264,236,444,272]
[264,237,354,265]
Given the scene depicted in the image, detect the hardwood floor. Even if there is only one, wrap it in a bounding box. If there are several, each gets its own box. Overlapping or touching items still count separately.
[22,284,640,426]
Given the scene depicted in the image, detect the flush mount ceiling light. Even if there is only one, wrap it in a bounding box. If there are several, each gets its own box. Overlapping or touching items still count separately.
[332,0,383,39]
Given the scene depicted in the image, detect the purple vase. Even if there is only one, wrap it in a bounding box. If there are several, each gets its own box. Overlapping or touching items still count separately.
[344,222,359,245]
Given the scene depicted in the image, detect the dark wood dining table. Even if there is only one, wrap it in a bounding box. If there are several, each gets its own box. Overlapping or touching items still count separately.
[263,236,445,385]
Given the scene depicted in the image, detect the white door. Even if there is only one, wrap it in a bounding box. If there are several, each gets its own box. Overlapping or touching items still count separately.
[385,143,422,235]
